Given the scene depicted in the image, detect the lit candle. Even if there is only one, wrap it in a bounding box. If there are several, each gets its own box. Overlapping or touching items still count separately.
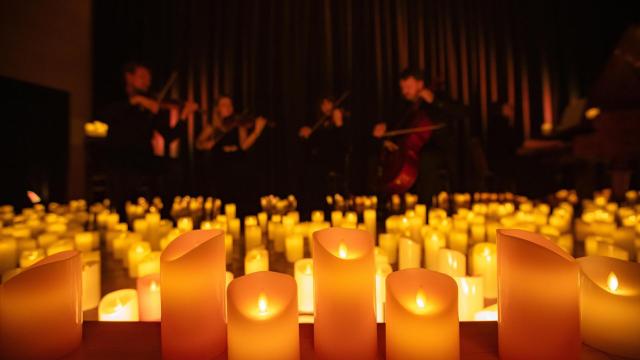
[227,271,299,360]
[313,227,376,359]
[497,229,580,359]
[311,210,325,223]
[137,274,161,321]
[0,251,82,359]
[161,230,227,359]
[454,276,484,321]
[398,237,421,270]
[245,224,262,251]
[98,289,139,321]
[137,251,161,277]
[448,230,469,255]
[176,217,193,232]
[127,241,151,277]
[364,209,376,238]
[375,262,392,323]
[415,204,427,225]
[225,203,237,219]
[294,258,314,314]
[285,234,304,263]
[81,252,101,311]
[385,268,459,360]
[578,256,640,358]
[470,242,497,299]
[229,218,241,241]
[46,239,74,256]
[474,303,498,321]
[330,210,343,227]
[37,232,58,248]
[423,231,445,270]
[597,242,629,261]
[245,248,269,274]
[225,233,233,264]
[0,237,17,274]
[258,212,268,233]
[19,248,45,268]
[378,233,398,264]
[273,222,285,252]
[436,248,466,278]
[244,215,258,227]
[114,233,139,259]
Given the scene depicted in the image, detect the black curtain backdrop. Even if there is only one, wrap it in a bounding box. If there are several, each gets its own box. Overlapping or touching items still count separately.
[93,0,637,199]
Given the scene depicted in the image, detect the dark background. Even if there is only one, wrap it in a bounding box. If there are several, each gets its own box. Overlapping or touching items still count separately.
[92,0,638,201]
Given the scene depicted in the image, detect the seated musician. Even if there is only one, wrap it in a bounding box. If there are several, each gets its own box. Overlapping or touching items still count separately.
[372,68,452,202]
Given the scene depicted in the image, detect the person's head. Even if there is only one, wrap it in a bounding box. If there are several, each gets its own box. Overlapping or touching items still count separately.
[399,68,425,102]
[320,96,335,116]
[123,62,151,95]
[215,95,234,118]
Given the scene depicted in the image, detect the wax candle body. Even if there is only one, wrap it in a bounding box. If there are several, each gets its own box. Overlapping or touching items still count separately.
[378,233,398,264]
[227,271,300,360]
[245,225,262,251]
[82,253,101,311]
[497,229,580,360]
[294,258,314,314]
[285,234,304,262]
[98,289,139,321]
[436,248,466,278]
[0,251,82,360]
[161,230,227,359]
[245,248,269,274]
[137,274,161,321]
[398,237,421,270]
[424,231,445,270]
[313,227,377,360]
[0,237,17,273]
[375,262,392,323]
[470,242,497,299]
[385,268,459,360]
[128,241,151,277]
[454,276,484,321]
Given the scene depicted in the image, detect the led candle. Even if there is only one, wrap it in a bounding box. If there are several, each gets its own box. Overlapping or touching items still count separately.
[578,256,640,358]
[285,234,304,263]
[114,233,139,259]
[37,232,58,248]
[137,251,161,277]
[470,242,497,299]
[161,230,227,359]
[245,224,262,250]
[225,203,237,219]
[0,251,82,360]
[227,271,300,360]
[415,204,427,225]
[424,231,446,270]
[294,258,314,314]
[19,248,45,268]
[385,268,459,360]
[330,210,343,227]
[454,276,484,321]
[474,303,498,321]
[448,230,469,255]
[311,210,325,223]
[137,274,161,321]
[245,248,269,274]
[81,252,101,311]
[229,218,241,241]
[225,233,234,264]
[74,231,95,252]
[244,215,258,228]
[398,237,422,270]
[257,211,268,232]
[177,217,193,232]
[378,233,398,264]
[0,237,17,273]
[436,248,466,278]
[127,241,151,277]
[497,229,580,359]
[273,222,285,252]
[364,209,376,238]
[597,242,629,261]
[98,289,139,321]
[313,227,376,360]
[46,239,74,256]
[375,262,392,323]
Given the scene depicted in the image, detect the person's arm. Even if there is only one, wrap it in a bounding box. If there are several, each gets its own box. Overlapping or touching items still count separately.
[239,116,267,151]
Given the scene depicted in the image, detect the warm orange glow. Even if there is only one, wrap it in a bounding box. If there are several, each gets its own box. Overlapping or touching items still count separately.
[258,293,268,314]
[607,272,619,292]
[585,107,601,120]
[415,288,427,309]
[304,264,312,275]
[338,242,348,259]
[150,280,159,292]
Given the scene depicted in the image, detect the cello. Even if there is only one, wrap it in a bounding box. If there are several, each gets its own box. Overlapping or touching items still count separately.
[378,98,445,194]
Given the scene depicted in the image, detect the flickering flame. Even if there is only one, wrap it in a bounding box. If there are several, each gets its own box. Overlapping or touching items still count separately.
[338,242,348,259]
[607,272,619,292]
[415,288,427,309]
[150,280,159,292]
[258,293,268,314]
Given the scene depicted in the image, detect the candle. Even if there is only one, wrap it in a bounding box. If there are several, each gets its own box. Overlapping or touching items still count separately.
[330,210,343,227]
[114,233,139,259]
[364,209,376,238]
[313,227,376,359]
[448,230,468,255]
[74,231,95,252]
[474,303,498,321]
[0,237,17,274]
[273,222,285,252]
[415,204,427,225]
[257,211,268,232]
[245,224,262,251]
[597,242,629,261]
[137,274,161,321]
[225,203,237,219]
[82,252,101,311]
[137,251,161,277]
[177,217,193,232]
[578,256,640,358]
[454,276,484,321]
[0,251,82,359]
[294,258,314,314]
[497,229,580,359]
[19,248,45,268]
[375,262,392,323]
[385,268,459,360]
[470,242,497,299]
[436,248,466,278]
[46,239,74,256]
[225,233,234,264]
[311,210,325,223]
[398,237,421,270]
[285,234,304,263]
[229,218,241,241]
[227,271,299,360]
[98,289,139,321]
[378,233,398,264]
[245,248,269,274]
[127,241,151,277]
[423,230,446,270]
[161,230,227,359]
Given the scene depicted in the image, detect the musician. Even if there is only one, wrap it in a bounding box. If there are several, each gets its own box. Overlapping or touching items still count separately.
[372,68,452,201]
[99,61,197,212]
[196,95,267,206]
[298,96,347,209]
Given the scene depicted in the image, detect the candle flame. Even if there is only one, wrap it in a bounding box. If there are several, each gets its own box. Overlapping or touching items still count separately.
[258,292,268,314]
[415,288,427,309]
[607,272,619,292]
[150,280,159,292]
[338,242,348,259]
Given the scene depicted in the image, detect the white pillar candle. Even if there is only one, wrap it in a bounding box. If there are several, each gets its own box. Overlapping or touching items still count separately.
[257,212,268,233]
[330,210,343,227]
[470,242,497,299]
[294,258,314,314]
[37,232,58,248]
[0,238,17,274]
[474,303,498,321]
[423,231,445,270]
[375,262,392,323]
[448,230,469,254]
[285,234,304,263]
[225,233,234,264]
[225,203,237,219]
[311,210,325,223]
[245,248,269,274]
[137,251,161,277]
[74,231,95,252]
[137,274,161,321]
[98,289,139,321]
[81,253,101,311]
[398,237,421,270]
[364,209,376,238]
[127,242,151,277]
[229,218,241,241]
[245,224,262,251]
[378,233,398,264]
[454,276,484,321]
[176,217,193,232]
[436,248,466,278]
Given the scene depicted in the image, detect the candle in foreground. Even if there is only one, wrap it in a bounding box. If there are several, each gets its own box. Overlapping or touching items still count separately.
[245,248,269,274]
[82,252,101,311]
[578,256,640,358]
[294,258,314,314]
[313,227,377,360]
[0,251,82,360]
[470,242,497,299]
[161,230,227,359]
[137,274,161,321]
[497,229,580,359]
[375,262,392,323]
[227,271,300,360]
[385,268,459,360]
[98,289,139,321]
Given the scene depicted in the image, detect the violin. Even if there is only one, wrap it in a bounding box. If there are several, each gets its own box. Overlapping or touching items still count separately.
[304,91,350,138]
[131,72,204,116]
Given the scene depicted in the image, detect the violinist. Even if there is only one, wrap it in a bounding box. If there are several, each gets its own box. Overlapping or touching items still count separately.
[372,68,452,201]
[99,61,198,212]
